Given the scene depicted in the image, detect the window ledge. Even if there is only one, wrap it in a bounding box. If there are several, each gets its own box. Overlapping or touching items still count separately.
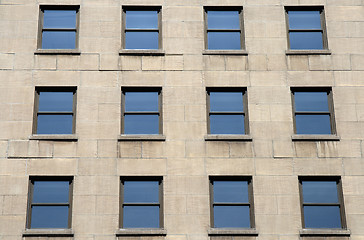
[119,49,165,56]
[286,50,331,55]
[300,229,350,236]
[203,50,248,55]
[208,228,258,236]
[30,134,78,141]
[116,228,167,236]
[23,229,74,237]
[118,134,166,141]
[292,134,340,141]
[35,49,81,55]
[205,135,252,141]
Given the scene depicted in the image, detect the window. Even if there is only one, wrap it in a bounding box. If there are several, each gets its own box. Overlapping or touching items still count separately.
[291,88,335,135]
[121,88,162,135]
[38,6,79,49]
[207,88,248,134]
[122,7,161,50]
[205,7,244,50]
[210,177,254,228]
[120,177,163,228]
[26,177,73,229]
[299,177,346,229]
[285,7,328,50]
[33,87,77,135]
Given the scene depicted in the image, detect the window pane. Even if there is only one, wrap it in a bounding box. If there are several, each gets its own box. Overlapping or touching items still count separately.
[124,114,159,134]
[37,114,73,134]
[288,11,321,30]
[296,115,331,134]
[214,181,249,203]
[39,92,73,112]
[125,92,159,112]
[207,11,240,29]
[289,32,323,50]
[210,92,244,112]
[124,181,159,203]
[33,181,69,203]
[295,92,329,112]
[210,114,244,134]
[214,206,250,228]
[42,31,76,49]
[125,31,159,49]
[123,206,159,228]
[126,11,158,29]
[302,181,339,203]
[31,206,69,228]
[304,206,341,228]
[43,10,76,29]
[208,32,241,50]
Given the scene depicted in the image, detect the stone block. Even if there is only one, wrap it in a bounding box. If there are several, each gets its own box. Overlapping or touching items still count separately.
[204,55,225,71]
[118,142,142,158]
[273,140,294,158]
[185,140,206,157]
[293,158,342,176]
[229,142,254,158]
[100,53,119,71]
[164,195,187,214]
[206,158,254,175]
[53,142,77,158]
[0,53,14,70]
[142,142,165,158]
[164,55,184,70]
[308,55,333,71]
[204,71,250,86]
[287,56,309,71]
[254,195,278,215]
[164,141,186,158]
[167,158,204,176]
[184,55,203,70]
[73,195,96,215]
[267,54,287,71]
[78,158,116,176]
[255,158,293,176]
[74,175,119,196]
[294,142,318,158]
[206,142,229,158]
[117,159,166,175]
[96,195,119,215]
[165,71,203,87]
[225,56,248,71]
[98,140,118,158]
[27,159,78,175]
[248,55,268,71]
[142,56,164,71]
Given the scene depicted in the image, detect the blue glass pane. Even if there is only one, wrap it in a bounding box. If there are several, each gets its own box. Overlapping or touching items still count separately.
[208,11,240,29]
[39,92,73,112]
[124,181,159,203]
[31,206,68,228]
[288,11,321,30]
[124,115,159,134]
[289,32,323,50]
[214,181,249,203]
[304,206,341,228]
[125,92,158,112]
[33,181,69,203]
[214,206,250,228]
[210,114,244,134]
[125,31,158,49]
[126,11,158,29]
[210,92,244,112]
[42,31,76,49]
[208,32,241,50]
[302,181,338,203]
[123,206,159,228]
[37,115,73,134]
[295,92,328,112]
[44,10,76,29]
[296,115,331,134]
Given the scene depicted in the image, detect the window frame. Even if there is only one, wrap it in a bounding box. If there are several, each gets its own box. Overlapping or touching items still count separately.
[299,176,347,229]
[209,176,255,229]
[26,176,74,229]
[119,176,164,229]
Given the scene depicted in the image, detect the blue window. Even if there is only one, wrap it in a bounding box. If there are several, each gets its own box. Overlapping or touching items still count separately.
[120,177,163,228]
[123,8,161,49]
[300,178,346,229]
[34,88,76,134]
[207,88,248,134]
[39,6,79,49]
[210,177,254,228]
[122,88,161,135]
[205,8,244,50]
[286,7,327,50]
[27,177,73,229]
[292,88,335,135]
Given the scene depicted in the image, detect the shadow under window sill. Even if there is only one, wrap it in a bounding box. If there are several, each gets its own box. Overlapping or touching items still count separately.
[116,228,167,236]
[30,134,78,141]
[292,134,340,141]
[208,228,258,236]
[300,228,350,236]
[35,49,81,55]
[23,229,74,237]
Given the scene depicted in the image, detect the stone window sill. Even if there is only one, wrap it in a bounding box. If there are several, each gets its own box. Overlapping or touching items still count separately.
[119,49,165,56]
[286,50,331,55]
[23,229,74,237]
[35,49,81,55]
[205,135,252,141]
[30,134,78,141]
[203,50,248,55]
[116,228,167,236]
[292,134,340,141]
[118,134,166,141]
[208,228,258,236]
[300,228,350,236]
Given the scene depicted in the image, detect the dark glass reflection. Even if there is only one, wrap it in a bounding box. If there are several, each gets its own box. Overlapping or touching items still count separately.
[37,115,73,134]
[39,92,73,112]
[210,114,244,134]
[125,92,159,112]
[33,181,69,203]
[124,181,159,203]
[126,11,158,29]
[288,11,321,30]
[44,10,76,29]
[124,115,159,134]
[208,32,241,50]
[125,31,159,49]
[295,92,328,112]
[214,206,250,228]
[214,181,249,203]
[31,206,68,228]
[123,206,159,228]
[289,32,323,50]
[304,206,341,228]
[296,115,331,134]
[210,92,244,112]
[302,181,338,203]
[208,11,240,29]
[42,31,76,49]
